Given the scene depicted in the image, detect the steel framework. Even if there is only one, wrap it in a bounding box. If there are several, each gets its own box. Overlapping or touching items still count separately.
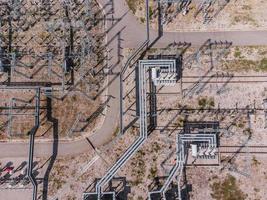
[27,87,40,200]
[0,0,96,94]
[83,59,151,199]
[0,87,40,137]
[84,59,180,199]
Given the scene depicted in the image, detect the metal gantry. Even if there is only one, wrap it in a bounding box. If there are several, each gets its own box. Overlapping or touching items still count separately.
[67,113,83,138]
[0,0,96,93]
[83,1,152,196]
[83,59,150,199]
[0,18,3,73]
[0,88,41,137]
[157,0,183,25]
[195,0,216,22]
[156,0,193,26]
[156,0,229,24]
[182,39,232,97]
[194,0,230,23]
[84,59,179,199]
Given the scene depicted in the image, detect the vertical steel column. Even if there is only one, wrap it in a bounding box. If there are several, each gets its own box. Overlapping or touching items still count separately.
[10,52,16,78]
[48,52,52,77]
[61,43,66,92]
[119,0,151,135]
[0,19,2,69]
[119,73,123,134]
[7,98,14,137]
[146,0,150,42]
[27,88,40,200]
[264,100,267,128]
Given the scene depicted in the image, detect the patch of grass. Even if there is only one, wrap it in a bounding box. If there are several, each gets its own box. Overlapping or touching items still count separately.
[174,117,184,127]
[149,6,153,20]
[130,150,146,185]
[209,98,215,107]
[234,47,242,58]
[112,126,120,137]
[147,48,157,54]
[129,126,138,136]
[151,141,161,153]
[252,156,261,167]
[258,50,267,56]
[223,58,267,72]
[198,97,208,108]
[71,95,77,102]
[232,14,257,26]
[66,195,76,200]
[259,58,267,71]
[241,5,252,10]
[51,177,66,190]
[148,166,157,180]
[243,128,252,136]
[210,174,247,200]
[137,196,143,200]
[237,122,245,129]
[198,97,215,109]
[126,0,142,14]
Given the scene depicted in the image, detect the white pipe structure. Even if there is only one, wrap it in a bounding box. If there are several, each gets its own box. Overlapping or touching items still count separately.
[148,133,217,200]
[157,0,181,2]
[83,59,177,200]
[83,60,147,199]
[94,60,148,199]
[27,88,40,200]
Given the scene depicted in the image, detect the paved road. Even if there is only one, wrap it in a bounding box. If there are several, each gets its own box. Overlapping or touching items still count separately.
[1,0,267,158]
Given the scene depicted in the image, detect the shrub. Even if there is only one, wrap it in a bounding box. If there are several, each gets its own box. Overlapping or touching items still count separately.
[211,174,247,200]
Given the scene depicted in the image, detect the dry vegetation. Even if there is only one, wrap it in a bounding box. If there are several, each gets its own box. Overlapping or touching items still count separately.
[210,174,247,200]
[222,46,267,72]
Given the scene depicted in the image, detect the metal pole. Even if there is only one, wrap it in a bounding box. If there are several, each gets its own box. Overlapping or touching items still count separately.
[11,52,16,78]
[8,98,14,137]
[48,52,52,77]
[119,73,123,134]
[146,0,150,42]
[27,88,40,200]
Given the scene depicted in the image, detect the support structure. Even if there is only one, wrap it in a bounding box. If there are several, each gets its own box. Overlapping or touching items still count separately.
[119,0,151,135]
[264,99,267,128]
[0,0,95,94]
[4,92,39,137]
[83,59,149,199]
[157,0,191,25]
[67,113,83,137]
[27,88,40,200]
[84,58,179,199]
